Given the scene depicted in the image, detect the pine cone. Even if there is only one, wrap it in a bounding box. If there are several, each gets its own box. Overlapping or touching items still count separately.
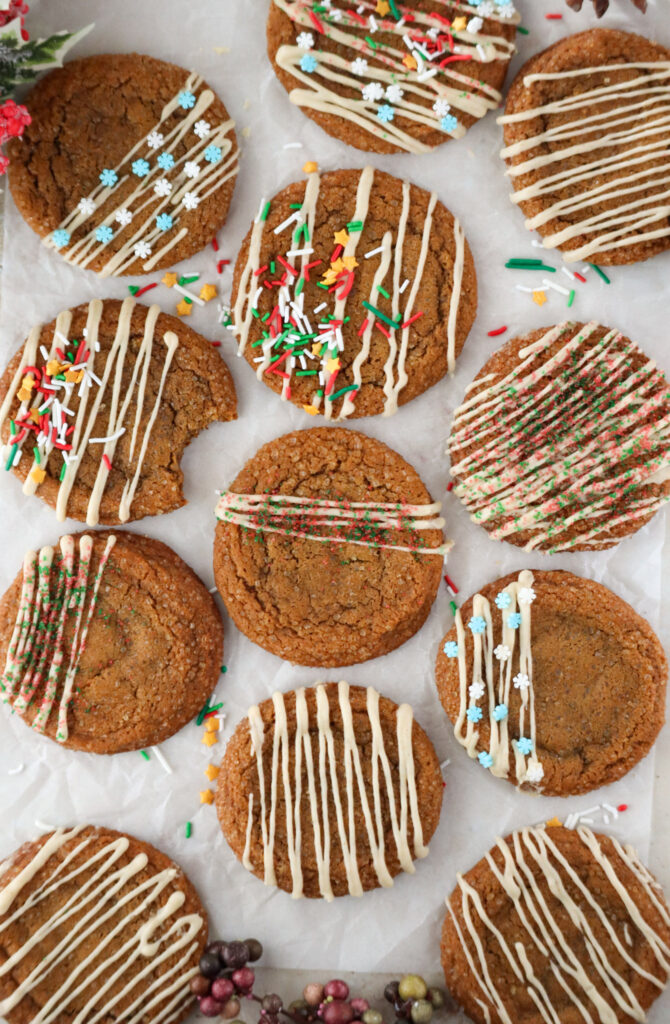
[566,0,647,13]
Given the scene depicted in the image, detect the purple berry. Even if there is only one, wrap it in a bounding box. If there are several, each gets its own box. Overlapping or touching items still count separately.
[199,996,224,1017]
[232,966,255,992]
[190,975,211,996]
[351,999,369,1018]
[211,977,235,1002]
[199,952,221,979]
[245,937,263,962]
[262,994,283,1014]
[323,1001,354,1024]
[223,941,250,968]
[324,981,350,1001]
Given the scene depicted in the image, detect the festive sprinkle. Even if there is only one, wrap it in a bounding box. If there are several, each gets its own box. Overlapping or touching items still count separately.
[133,282,158,299]
[205,764,220,781]
[440,114,458,133]
[589,264,611,284]
[508,612,522,629]
[200,789,215,804]
[513,672,530,690]
[469,682,485,700]
[202,731,218,747]
[493,703,508,721]
[52,229,70,249]
[157,151,175,170]
[200,283,218,302]
[495,591,511,609]
[156,213,173,232]
[567,289,576,307]
[176,299,193,317]
[204,144,223,164]
[488,326,508,337]
[468,615,486,635]
[140,750,150,761]
[478,751,494,768]
[443,572,459,595]
[99,168,118,187]
[300,53,318,73]
[151,745,172,774]
[178,90,196,109]
[95,225,114,244]
[185,822,192,838]
[131,158,150,177]
[494,644,511,662]
[532,290,547,306]
[377,104,395,123]
[517,736,533,755]
[506,259,555,272]
[467,706,483,723]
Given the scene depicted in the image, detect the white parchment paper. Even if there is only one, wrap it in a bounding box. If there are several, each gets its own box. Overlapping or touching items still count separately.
[1,1,669,1019]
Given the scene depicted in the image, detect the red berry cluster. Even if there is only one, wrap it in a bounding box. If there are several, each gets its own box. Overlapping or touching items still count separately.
[191,939,262,1018]
[0,99,31,175]
[0,0,30,38]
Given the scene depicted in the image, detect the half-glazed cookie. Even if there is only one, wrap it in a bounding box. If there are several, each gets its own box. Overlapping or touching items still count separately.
[0,531,223,753]
[442,824,670,1024]
[448,321,670,552]
[231,166,476,419]
[8,53,238,276]
[213,427,449,666]
[217,681,443,899]
[435,569,667,796]
[266,0,519,154]
[0,297,237,525]
[499,28,670,265]
[0,825,207,1024]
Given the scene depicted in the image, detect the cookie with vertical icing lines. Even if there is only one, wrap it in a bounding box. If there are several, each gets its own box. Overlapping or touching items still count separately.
[266,0,519,155]
[499,28,670,265]
[213,427,450,666]
[0,825,207,1024]
[0,298,237,525]
[7,53,238,276]
[231,166,477,419]
[435,569,667,797]
[447,321,670,552]
[0,531,223,754]
[441,824,670,1024]
[217,682,443,899]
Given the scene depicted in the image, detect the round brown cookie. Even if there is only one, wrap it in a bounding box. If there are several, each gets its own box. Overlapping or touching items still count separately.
[231,166,477,419]
[448,321,670,552]
[7,53,238,276]
[213,427,447,666]
[266,0,518,155]
[217,681,443,898]
[441,824,670,1024]
[0,825,207,1024]
[435,569,667,797]
[0,297,237,525]
[500,28,670,266]
[0,530,223,754]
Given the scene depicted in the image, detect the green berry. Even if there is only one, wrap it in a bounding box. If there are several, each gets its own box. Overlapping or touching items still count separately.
[398,976,427,1001]
[410,1001,433,1024]
[427,989,444,1010]
[362,1012,383,1024]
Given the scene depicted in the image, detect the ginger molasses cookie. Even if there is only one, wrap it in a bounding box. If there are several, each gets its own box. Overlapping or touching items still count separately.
[213,427,450,666]
[0,825,207,1024]
[499,29,670,265]
[266,0,519,154]
[0,531,223,753]
[448,321,670,552]
[217,681,443,899]
[231,166,476,419]
[8,53,238,276]
[435,569,667,796]
[0,297,237,525]
[441,824,670,1024]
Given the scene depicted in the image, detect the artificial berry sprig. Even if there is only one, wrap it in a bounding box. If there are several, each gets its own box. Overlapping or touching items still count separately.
[191,939,448,1023]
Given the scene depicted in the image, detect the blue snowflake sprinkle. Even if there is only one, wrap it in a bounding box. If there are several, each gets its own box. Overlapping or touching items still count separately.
[52,229,70,249]
[517,737,534,756]
[156,213,173,232]
[132,159,150,177]
[441,114,458,134]
[495,591,511,610]
[478,751,494,769]
[443,640,459,658]
[204,144,222,164]
[468,615,486,635]
[493,703,508,722]
[178,90,196,109]
[157,152,175,171]
[95,225,114,244]
[507,612,522,629]
[467,706,483,723]
[99,168,118,187]
[300,53,318,73]
[377,104,395,124]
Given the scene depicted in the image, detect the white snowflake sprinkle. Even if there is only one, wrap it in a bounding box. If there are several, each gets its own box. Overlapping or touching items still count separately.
[478,1,496,15]
[329,7,343,20]
[77,198,95,217]
[362,82,384,103]
[526,762,544,783]
[385,83,404,104]
[467,16,484,32]
[432,98,451,118]
[184,161,201,179]
[194,119,211,139]
[147,130,164,150]
[351,57,368,76]
[494,644,511,662]
[513,672,530,690]
[468,681,485,700]
[296,31,315,49]
[182,191,201,210]
[518,587,536,606]
[153,178,173,197]
[134,240,153,259]
[114,208,133,226]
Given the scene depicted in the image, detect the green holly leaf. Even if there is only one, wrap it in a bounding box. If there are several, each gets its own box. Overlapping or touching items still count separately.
[0,17,92,99]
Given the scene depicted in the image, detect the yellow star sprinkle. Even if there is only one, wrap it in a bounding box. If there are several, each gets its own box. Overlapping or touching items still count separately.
[46,360,66,377]
[162,272,179,288]
[205,717,220,733]
[30,467,46,485]
[199,283,218,302]
[403,54,417,70]
[30,408,40,423]
[312,342,324,356]
[342,256,358,271]
[452,16,467,30]
[64,370,84,383]
[176,299,193,317]
[376,0,390,13]
[201,730,218,747]
[303,404,319,416]
[546,817,563,828]
[326,357,341,373]
[17,387,32,403]
[200,789,215,805]
[205,763,220,781]
[334,229,350,247]
[532,290,547,306]
[303,161,318,174]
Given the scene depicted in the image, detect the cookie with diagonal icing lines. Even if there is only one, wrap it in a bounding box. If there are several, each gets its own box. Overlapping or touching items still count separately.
[0,297,237,525]
[0,825,207,1024]
[8,53,238,276]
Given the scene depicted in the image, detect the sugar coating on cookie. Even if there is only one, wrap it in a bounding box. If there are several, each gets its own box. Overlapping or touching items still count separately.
[217,681,443,898]
[266,0,519,154]
[0,825,207,1024]
[0,297,237,525]
[0,531,224,754]
[7,53,238,276]
[499,28,670,266]
[213,426,448,666]
[231,166,477,419]
[448,321,670,552]
[441,825,670,1024]
[435,569,667,797]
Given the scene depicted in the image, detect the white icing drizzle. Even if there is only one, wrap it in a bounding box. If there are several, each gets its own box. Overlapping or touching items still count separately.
[0,826,203,1023]
[215,491,452,557]
[450,569,542,788]
[1,534,116,743]
[44,72,238,276]
[0,298,179,525]
[498,61,670,262]
[273,0,518,154]
[448,321,670,551]
[447,826,670,1024]
[243,683,428,901]
[232,166,466,418]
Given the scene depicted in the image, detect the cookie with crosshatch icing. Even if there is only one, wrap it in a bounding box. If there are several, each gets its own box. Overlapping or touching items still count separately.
[0,297,237,525]
[0,825,207,1024]
[499,28,670,265]
[266,0,519,154]
[448,321,670,552]
[435,569,667,797]
[0,530,223,753]
[441,824,670,1024]
[7,53,238,276]
[213,426,450,666]
[217,681,443,899]
[230,166,477,419]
